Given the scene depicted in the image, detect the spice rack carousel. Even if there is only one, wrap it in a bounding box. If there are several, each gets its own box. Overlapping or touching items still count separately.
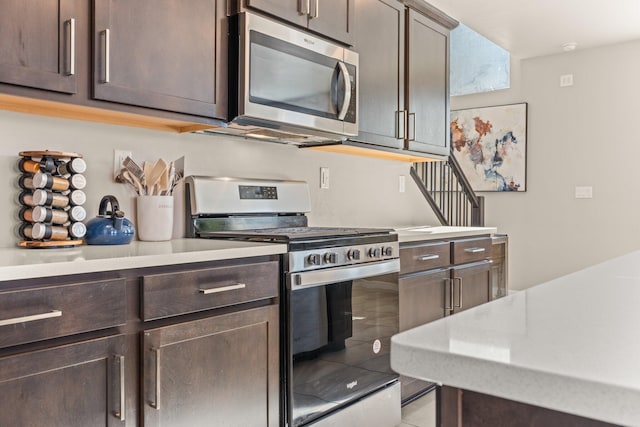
[17,151,88,248]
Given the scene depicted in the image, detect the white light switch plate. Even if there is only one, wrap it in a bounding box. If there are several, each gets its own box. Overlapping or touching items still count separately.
[399,175,406,193]
[560,74,574,87]
[320,167,330,189]
[575,186,593,198]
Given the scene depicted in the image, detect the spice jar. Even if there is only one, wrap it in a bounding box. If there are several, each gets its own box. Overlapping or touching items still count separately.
[18,157,56,174]
[31,223,69,241]
[32,172,70,191]
[57,158,87,175]
[69,222,87,239]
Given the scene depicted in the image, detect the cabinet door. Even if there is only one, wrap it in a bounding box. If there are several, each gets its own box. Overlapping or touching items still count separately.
[93,0,226,118]
[405,8,449,156]
[245,0,308,27]
[352,0,405,149]
[0,0,78,93]
[399,268,449,331]
[0,335,127,427]
[142,305,279,427]
[451,262,491,314]
[307,0,355,45]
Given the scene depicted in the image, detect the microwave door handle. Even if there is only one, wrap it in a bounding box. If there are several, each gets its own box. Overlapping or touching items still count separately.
[337,61,351,121]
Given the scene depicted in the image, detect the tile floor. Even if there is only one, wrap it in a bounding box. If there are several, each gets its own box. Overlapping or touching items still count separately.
[399,390,437,427]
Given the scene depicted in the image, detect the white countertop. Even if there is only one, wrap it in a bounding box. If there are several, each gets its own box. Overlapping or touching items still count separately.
[391,250,640,426]
[0,239,287,282]
[393,225,498,243]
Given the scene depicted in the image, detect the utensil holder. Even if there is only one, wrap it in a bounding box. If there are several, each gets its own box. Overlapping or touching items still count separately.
[136,195,173,241]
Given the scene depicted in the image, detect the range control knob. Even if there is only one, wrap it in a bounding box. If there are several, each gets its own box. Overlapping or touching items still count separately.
[307,254,321,265]
[347,249,361,261]
[383,246,393,257]
[324,252,337,264]
[369,247,381,258]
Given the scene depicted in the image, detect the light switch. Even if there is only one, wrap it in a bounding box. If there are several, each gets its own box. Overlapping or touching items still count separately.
[575,186,593,199]
[399,175,406,193]
[320,167,330,189]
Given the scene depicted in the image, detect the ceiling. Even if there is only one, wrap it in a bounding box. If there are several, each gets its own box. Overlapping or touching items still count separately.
[425,0,640,58]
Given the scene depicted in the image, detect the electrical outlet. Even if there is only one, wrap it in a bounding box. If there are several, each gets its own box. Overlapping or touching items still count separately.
[575,186,593,199]
[399,175,406,193]
[320,167,330,189]
[114,149,132,181]
[560,74,574,87]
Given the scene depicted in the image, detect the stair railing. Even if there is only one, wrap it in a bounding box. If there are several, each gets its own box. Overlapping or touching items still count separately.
[410,155,484,227]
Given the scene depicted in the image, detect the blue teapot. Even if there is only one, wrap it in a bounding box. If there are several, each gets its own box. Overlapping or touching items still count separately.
[85,195,135,245]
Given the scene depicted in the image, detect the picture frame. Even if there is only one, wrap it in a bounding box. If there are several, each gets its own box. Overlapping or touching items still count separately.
[450,103,527,192]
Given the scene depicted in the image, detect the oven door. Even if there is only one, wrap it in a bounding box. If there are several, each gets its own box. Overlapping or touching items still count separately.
[287,259,400,426]
[235,12,358,137]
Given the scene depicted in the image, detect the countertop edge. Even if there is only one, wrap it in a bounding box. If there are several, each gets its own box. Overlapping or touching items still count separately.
[390,337,640,426]
[0,239,288,282]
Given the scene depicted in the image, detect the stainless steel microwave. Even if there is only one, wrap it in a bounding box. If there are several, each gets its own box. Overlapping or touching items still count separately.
[217,12,358,146]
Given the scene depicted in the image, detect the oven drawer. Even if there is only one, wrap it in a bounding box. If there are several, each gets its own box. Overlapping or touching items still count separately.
[400,241,451,274]
[141,261,279,321]
[452,237,492,264]
[0,279,126,349]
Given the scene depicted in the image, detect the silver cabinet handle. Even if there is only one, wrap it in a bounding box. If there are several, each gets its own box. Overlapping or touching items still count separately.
[0,309,62,327]
[417,254,439,261]
[113,355,125,421]
[408,112,416,141]
[454,277,463,308]
[309,0,319,18]
[65,19,76,76]
[101,29,110,83]
[336,61,351,121]
[150,348,161,410]
[396,110,406,140]
[464,248,486,254]
[299,0,310,15]
[199,283,246,294]
[444,278,453,310]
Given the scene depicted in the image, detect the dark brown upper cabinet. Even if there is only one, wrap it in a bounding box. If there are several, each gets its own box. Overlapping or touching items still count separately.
[352,0,455,158]
[244,0,355,45]
[0,0,79,94]
[93,0,227,119]
[405,7,450,156]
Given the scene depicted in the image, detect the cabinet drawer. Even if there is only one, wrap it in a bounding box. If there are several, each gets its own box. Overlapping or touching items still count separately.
[0,279,126,349]
[452,237,492,265]
[400,242,450,274]
[141,261,279,321]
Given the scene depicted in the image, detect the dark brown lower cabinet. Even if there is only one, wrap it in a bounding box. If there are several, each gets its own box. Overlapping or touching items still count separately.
[0,334,127,427]
[142,304,279,427]
[439,386,619,427]
[451,261,491,314]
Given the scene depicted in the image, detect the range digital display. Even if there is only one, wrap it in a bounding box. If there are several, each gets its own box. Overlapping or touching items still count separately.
[239,185,278,200]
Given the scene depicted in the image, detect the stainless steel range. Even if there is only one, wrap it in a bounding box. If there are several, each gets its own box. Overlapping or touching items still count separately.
[185,176,401,427]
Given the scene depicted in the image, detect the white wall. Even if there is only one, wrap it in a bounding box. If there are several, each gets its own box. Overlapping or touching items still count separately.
[452,39,640,289]
[1,110,439,248]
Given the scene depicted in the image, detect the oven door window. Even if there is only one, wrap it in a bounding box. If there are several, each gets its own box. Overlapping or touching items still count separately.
[290,275,398,426]
[249,31,347,120]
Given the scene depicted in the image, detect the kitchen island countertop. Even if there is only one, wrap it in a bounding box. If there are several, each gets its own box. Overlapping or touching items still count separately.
[0,239,287,282]
[391,250,640,426]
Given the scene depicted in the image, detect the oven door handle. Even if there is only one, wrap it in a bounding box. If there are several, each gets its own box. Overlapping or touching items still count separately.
[291,259,400,290]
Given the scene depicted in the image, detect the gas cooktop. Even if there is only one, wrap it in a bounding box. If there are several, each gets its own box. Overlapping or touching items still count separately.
[198,226,394,242]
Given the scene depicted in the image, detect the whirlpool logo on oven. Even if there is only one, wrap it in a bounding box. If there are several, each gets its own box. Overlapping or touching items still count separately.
[346,380,358,390]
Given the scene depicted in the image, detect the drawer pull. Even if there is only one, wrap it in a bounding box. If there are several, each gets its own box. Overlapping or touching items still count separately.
[113,355,125,421]
[0,309,62,327]
[464,247,486,254]
[417,254,440,261]
[150,348,161,410]
[65,18,76,76]
[199,283,246,295]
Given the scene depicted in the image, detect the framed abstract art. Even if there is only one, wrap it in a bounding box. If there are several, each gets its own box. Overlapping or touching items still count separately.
[450,103,527,192]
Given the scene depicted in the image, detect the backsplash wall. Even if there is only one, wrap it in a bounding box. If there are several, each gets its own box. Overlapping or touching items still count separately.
[0,110,439,248]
